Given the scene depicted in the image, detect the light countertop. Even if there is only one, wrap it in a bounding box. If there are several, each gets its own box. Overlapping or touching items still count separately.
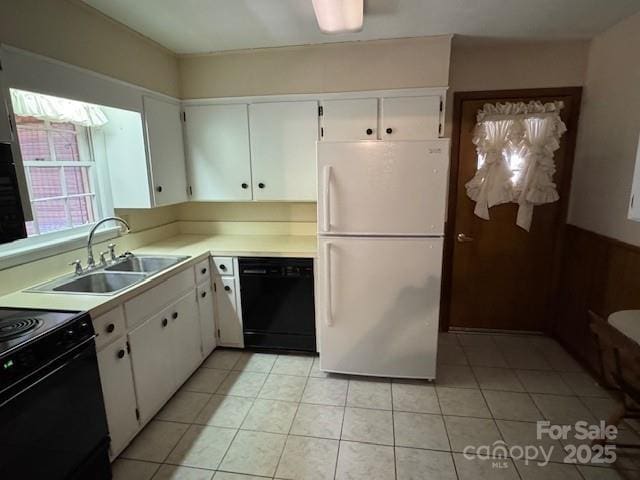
[0,233,317,316]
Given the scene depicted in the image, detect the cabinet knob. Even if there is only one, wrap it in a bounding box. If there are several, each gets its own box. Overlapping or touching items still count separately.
[366,128,373,135]
[156,185,163,192]
[172,312,178,320]
[258,182,265,189]
[241,183,248,189]
[106,323,115,333]
[201,267,207,274]
[162,318,168,327]
[224,285,231,292]
[386,128,393,134]
[201,291,207,298]
[220,264,227,271]
[117,349,125,359]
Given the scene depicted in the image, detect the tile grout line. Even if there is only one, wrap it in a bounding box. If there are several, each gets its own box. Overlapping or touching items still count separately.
[332,379,350,480]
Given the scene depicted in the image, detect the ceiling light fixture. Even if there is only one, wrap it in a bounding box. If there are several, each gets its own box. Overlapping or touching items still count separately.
[311,0,363,34]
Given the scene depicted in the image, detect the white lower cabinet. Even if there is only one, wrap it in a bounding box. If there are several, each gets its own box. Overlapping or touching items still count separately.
[214,275,243,347]
[96,338,139,459]
[197,282,216,356]
[171,291,202,386]
[128,307,175,424]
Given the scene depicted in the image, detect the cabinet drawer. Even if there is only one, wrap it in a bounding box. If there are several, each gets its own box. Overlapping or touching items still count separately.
[213,257,234,276]
[94,306,126,351]
[195,258,211,283]
[125,267,195,330]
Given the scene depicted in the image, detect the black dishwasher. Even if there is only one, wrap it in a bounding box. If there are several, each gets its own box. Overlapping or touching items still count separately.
[239,257,316,352]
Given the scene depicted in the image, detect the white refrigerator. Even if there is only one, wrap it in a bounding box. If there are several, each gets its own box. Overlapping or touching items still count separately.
[316,140,450,379]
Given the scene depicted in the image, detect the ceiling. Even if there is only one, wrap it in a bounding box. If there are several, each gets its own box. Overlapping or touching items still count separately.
[83,0,640,55]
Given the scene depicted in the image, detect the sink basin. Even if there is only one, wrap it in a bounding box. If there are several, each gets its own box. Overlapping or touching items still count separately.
[105,255,189,274]
[52,272,147,294]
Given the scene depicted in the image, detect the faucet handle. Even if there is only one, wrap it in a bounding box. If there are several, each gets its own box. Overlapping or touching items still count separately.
[69,259,83,275]
[99,250,110,266]
[108,243,117,261]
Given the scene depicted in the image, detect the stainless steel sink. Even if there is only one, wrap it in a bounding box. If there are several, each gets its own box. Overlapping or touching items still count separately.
[26,254,190,295]
[52,272,147,294]
[105,255,189,274]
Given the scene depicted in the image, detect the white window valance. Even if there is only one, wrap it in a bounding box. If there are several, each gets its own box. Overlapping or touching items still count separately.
[10,89,108,127]
[465,101,567,231]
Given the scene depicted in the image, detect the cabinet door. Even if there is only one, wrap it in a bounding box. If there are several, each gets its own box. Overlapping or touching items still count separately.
[184,104,253,201]
[321,98,378,141]
[249,101,318,201]
[214,277,243,346]
[143,96,188,206]
[381,96,441,140]
[97,339,139,459]
[170,291,203,385]
[128,309,174,423]
[197,282,217,356]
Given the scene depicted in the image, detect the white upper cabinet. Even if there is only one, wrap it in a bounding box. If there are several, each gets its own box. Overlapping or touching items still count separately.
[184,104,252,201]
[249,101,319,201]
[321,98,378,141]
[381,95,442,140]
[143,95,188,206]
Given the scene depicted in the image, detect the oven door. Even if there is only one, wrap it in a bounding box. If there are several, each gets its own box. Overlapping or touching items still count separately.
[0,338,111,480]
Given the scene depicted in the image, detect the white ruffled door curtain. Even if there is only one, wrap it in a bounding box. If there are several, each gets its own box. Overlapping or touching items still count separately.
[465,101,567,231]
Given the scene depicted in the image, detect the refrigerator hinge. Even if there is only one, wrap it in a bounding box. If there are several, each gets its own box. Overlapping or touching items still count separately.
[318,105,323,116]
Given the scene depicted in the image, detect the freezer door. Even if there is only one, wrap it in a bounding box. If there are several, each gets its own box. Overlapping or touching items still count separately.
[317,140,449,236]
[317,236,442,378]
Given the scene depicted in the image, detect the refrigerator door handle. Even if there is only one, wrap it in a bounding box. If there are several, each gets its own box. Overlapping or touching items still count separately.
[322,165,332,233]
[324,241,333,326]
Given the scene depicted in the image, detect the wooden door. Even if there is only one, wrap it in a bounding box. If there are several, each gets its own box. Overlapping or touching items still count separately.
[381,95,442,140]
[444,88,581,332]
[321,98,378,141]
[249,101,318,201]
[184,104,253,201]
[143,96,188,206]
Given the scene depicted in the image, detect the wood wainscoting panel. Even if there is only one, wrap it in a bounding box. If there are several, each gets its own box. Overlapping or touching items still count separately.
[555,224,640,372]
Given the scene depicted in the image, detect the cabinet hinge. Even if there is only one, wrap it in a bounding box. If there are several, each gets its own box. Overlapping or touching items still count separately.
[126,341,131,354]
[632,194,635,209]
[213,282,217,292]
[438,123,442,135]
[320,127,324,138]
[318,105,323,117]
[0,60,3,71]
[182,111,186,122]
[217,328,221,339]
[188,185,193,196]
[439,100,443,112]
[135,408,140,420]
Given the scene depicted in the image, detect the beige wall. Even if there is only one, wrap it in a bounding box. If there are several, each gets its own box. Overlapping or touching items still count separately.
[568,12,640,246]
[177,202,317,223]
[0,0,179,97]
[179,36,451,99]
[450,38,589,92]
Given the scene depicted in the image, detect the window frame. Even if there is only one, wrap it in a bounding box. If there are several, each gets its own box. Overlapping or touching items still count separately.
[18,119,103,235]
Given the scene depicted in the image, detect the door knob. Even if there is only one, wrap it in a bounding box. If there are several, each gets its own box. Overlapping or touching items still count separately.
[386,128,393,134]
[366,128,373,135]
[457,233,474,243]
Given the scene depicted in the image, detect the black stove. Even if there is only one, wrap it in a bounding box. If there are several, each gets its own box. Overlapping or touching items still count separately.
[0,307,111,480]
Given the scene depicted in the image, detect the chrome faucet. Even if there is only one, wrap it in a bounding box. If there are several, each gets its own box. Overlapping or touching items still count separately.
[86,217,131,269]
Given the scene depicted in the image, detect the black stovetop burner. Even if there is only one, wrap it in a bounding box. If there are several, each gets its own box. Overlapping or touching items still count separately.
[0,317,44,341]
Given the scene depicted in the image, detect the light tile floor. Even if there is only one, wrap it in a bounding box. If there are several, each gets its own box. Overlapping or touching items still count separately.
[114,334,640,480]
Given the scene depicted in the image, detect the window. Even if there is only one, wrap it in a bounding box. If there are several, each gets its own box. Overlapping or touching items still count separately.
[16,117,99,236]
